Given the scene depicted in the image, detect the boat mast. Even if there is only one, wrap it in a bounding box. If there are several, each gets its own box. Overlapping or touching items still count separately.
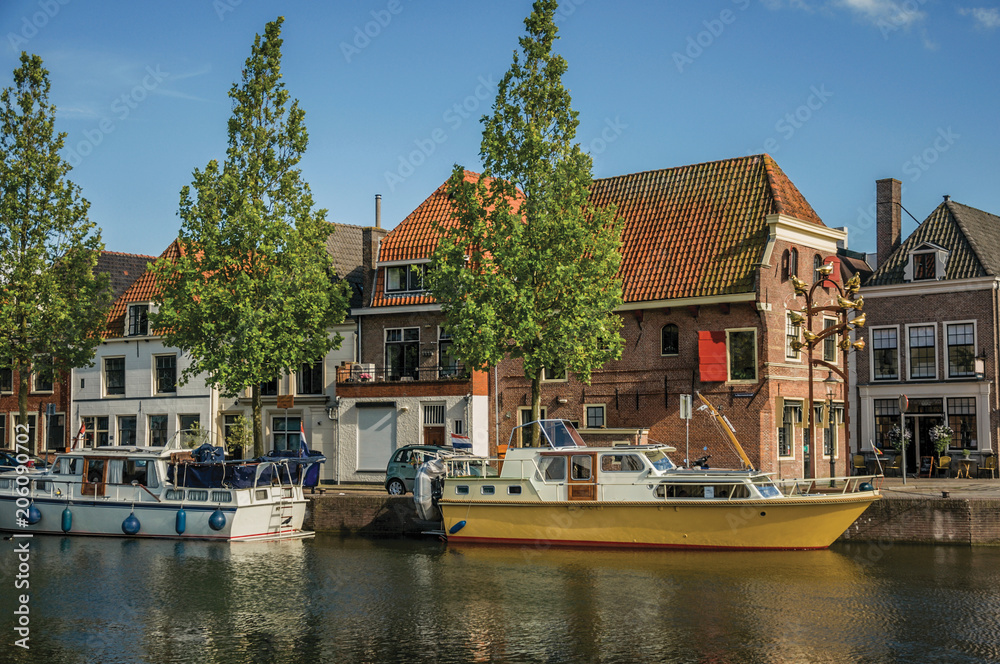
[695,392,755,471]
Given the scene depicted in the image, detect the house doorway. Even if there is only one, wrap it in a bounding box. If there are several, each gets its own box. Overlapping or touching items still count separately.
[906,415,943,470]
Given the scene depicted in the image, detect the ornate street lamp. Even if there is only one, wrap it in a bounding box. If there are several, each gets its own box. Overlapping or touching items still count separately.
[789,268,865,479]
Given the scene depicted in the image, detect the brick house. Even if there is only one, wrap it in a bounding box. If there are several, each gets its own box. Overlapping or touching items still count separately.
[857,178,998,472]
[71,226,369,484]
[342,154,853,480]
[0,250,150,456]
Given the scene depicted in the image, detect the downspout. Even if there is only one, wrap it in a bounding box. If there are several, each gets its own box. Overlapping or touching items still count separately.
[494,364,500,455]
[993,279,999,452]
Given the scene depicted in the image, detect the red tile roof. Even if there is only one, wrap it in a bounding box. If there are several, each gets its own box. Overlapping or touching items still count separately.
[370,154,826,307]
[103,241,180,338]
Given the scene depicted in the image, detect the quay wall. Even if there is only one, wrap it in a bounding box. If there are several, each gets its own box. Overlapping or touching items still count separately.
[305,494,1000,545]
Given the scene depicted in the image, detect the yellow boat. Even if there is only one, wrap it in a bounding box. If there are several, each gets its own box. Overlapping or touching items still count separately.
[419,408,879,551]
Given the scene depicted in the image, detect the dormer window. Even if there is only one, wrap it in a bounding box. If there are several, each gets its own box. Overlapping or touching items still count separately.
[913,253,935,280]
[385,264,426,293]
[903,243,949,282]
[127,304,149,336]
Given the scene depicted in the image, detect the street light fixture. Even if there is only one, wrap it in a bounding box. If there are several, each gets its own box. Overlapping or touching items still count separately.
[791,262,865,480]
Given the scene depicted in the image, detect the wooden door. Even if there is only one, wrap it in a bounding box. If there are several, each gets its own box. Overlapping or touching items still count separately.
[568,453,597,500]
[82,458,107,497]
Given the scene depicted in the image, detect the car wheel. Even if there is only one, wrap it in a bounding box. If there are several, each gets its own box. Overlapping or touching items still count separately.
[386,479,406,495]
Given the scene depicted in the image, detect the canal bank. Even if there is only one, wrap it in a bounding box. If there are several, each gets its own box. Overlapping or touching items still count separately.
[304,477,1000,545]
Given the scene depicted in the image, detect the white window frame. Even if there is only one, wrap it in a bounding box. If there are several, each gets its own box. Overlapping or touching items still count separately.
[822,317,838,364]
[777,398,801,460]
[818,401,843,460]
[126,302,152,337]
[869,325,900,382]
[905,322,938,381]
[103,356,126,398]
[584,404,606,429]
[785,312,801,361]
[30,357,54,394]
[541,366,568,383]
[944,319,977,380]
[725,327,758,384]
[422,403,446,426]
[384,264,426,293]
[152,353,177,395]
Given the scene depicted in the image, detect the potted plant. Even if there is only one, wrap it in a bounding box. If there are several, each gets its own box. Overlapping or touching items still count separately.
[962,448,972,459]
[928,424,953,456]
[887,425,911,453]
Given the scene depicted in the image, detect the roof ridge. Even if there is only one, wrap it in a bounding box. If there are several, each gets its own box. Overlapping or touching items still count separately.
[593,154,765,185]
[102,250,157,259]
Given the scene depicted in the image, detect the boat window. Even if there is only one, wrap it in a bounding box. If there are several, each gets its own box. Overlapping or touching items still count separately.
[187,490,209,502]
[211,490,232,503]
[571,455,592,481]
[455,485,469,495]
[165,489,184,501]
[255,490,269,500]
[146,462,159,489]
[34,480,51,492]
[601,454,645,472]
[757,484,782,498]
[55,458,83,475]
[644,450,676,471]
[108,459,125,484]
[85,459,106,483]
[481,485,495,495]
[282,488,292,498]
[507,485,522,495]
[537,456,566,481]
[0,479,10,490]
[122,459,148,486]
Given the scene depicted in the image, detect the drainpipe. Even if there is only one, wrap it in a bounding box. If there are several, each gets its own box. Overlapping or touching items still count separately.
[494,365,500,455]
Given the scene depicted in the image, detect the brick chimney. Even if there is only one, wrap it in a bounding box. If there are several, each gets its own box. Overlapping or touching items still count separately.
[876,178,901,268]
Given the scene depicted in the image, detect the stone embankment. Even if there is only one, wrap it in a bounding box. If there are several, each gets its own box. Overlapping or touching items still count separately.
[304,477,1000,545]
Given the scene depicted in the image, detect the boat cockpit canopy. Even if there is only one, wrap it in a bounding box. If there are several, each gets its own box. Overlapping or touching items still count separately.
[510,419,587,449]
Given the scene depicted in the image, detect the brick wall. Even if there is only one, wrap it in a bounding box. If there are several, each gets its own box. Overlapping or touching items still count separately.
[841,497,1000,545]
[0,368,72,454]
[305,493,434,534]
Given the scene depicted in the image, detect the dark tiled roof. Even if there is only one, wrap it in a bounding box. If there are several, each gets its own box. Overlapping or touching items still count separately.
[867,200,998,285]
[95,251,155,300]
[326,223,371,309]
[371,154,826,307]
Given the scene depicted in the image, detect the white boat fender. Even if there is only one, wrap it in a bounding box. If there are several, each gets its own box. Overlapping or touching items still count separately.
[122,512,141,535]
[414,459,447,521]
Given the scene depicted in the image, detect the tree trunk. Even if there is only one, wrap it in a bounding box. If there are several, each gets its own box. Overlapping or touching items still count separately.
[530,367,542,447]
[17,366,30,453]
[252,383,264,457]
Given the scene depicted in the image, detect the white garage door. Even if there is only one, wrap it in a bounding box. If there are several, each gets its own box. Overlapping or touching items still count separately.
[358,407,396,472]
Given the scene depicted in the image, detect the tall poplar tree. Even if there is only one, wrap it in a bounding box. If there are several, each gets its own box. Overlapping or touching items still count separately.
[151,18,348,456]
[428,0,625,447]
[0,53,111,444]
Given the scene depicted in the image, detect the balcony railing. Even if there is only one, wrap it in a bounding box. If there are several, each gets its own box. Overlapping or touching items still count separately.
[336,364,469,384]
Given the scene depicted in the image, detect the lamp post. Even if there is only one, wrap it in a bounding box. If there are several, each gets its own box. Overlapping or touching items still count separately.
[824,372,837,484]
[790,267,865,479]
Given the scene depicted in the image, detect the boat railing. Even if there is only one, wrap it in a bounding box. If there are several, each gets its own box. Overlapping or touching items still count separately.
[769,475,881,496]
[18,475,164,503]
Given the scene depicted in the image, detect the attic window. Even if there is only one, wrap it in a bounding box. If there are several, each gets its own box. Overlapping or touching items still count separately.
[913,253,935,280]
[127,304,149,336]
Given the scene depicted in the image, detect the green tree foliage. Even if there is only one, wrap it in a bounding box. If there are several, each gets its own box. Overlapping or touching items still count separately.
[0,53,110,436]
[151,18,348,456]
[428,0,625,446]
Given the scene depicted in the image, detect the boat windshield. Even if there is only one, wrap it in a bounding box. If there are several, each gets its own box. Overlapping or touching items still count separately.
[527,420,585,448]
[644,449,676,471]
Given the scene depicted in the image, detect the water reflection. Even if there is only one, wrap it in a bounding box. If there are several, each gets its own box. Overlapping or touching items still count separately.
[1,535,999,663]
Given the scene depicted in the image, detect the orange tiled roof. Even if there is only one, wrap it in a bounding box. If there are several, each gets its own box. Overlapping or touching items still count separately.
[103,241,180,338]
[370,154,825,307]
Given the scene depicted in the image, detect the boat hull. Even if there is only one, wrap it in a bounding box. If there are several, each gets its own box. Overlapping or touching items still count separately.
[440,495,877,550]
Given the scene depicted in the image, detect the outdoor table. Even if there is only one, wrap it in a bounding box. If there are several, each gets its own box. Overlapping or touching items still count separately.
[957,458,975,478]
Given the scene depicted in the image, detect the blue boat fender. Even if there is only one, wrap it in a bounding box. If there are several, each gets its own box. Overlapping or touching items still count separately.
[61,508,72,533]
[175,508,187,535]
[449,520,466,534]
[122,512,141,536]
[208,509,227,531]
[27,503,42,525]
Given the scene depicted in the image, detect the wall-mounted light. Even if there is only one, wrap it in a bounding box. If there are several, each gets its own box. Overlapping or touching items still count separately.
[557,397,568,404]
[399,405,409,413]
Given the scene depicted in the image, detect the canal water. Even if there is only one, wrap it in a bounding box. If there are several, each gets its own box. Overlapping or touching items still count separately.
[3,534,1000,664]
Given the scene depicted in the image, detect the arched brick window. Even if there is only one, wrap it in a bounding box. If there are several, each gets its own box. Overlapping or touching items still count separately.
[661,324,679,356]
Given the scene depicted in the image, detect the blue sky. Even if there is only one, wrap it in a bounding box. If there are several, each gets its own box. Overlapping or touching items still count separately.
[2,0,998,258]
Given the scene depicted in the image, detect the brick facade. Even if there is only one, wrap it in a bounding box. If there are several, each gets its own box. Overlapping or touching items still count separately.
[0,368,71,455]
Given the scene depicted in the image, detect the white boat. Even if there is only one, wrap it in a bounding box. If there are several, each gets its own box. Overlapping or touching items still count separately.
[417,398,880,551]
[0,431,324,541]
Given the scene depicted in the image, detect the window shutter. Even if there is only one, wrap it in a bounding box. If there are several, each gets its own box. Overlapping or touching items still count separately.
[822,255,841,283]
[775,397,785,426]
[698,331,728,382]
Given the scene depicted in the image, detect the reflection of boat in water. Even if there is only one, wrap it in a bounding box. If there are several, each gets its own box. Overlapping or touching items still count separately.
[418,396,880,551]
[0,430,324,541]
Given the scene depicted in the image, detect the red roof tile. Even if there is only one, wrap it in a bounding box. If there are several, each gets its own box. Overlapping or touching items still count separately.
[370,154,826,307]
[103,241,180,338]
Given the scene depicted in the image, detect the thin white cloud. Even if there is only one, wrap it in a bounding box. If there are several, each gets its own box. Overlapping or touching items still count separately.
[834,0,926,28]
[959,7,1000,29]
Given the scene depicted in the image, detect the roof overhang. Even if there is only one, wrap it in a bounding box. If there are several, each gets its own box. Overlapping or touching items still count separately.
[862,276,1000,299]
[616,291,756,311]
[352,303,442,316]
[762,214,845,267]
